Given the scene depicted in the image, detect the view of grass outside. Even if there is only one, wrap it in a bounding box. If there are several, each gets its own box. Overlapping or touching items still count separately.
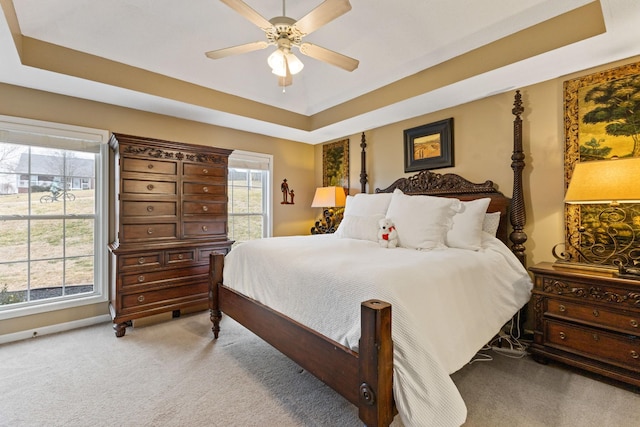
[0,189,95,305]
[228,168,266,244]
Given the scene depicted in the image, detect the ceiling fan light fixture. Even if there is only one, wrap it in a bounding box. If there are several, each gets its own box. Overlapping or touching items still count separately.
[268,49,304,77]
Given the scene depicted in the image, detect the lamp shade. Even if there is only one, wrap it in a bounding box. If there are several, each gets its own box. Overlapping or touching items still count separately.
[311,186,346,208]
[565,157,640,204]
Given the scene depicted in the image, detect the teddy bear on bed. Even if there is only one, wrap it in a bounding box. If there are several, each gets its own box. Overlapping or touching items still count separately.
[377,218,398,248]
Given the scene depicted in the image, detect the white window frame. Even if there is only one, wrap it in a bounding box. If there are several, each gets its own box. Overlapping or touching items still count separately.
[0,115,109,320]
[228,150,273,241]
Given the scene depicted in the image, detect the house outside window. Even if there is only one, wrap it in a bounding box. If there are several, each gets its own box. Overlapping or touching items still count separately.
[0,116,108,318]
[227,150,272,245]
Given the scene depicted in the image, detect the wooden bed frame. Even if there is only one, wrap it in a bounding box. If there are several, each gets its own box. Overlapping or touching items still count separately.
[209,91,527,426]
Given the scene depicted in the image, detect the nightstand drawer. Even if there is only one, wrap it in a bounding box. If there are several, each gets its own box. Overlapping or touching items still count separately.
[546,320,640,371]
[547,298,640,334]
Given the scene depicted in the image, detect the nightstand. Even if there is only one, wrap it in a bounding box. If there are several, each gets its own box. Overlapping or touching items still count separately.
[529,262,640,387]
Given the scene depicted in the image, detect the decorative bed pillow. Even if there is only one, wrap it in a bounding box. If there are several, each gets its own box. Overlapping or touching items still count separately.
[446,198,491,250]
[483,212,501,237]
[335,214,385,242]
[343,193,393,216]
[386,189,462,250]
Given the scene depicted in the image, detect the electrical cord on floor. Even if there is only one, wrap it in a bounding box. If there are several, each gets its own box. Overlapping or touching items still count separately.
[488,310,528,358]
[469,311,528,364]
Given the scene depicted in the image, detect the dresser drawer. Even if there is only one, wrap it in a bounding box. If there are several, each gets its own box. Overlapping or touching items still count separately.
[547,298,640,335]
[198,245,231,261]
[121,264,209,288]
[122,223,177,241]
[122,201,177,217]
[183,163,225,178]
[122,179,177,195]
[545,320,640,371]
[183,182,226,196]
[120,282,208,310]
[122,157,177,175]
[119,252,162,270]
[183,221,226,238]
[166,249,195,264]
[183,201,226,216]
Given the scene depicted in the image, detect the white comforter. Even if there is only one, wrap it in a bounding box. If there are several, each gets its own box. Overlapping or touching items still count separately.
[223,233,532,427]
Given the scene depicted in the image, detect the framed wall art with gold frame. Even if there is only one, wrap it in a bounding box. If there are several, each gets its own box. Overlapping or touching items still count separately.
[563,61,640,266]
[322,139,349,192]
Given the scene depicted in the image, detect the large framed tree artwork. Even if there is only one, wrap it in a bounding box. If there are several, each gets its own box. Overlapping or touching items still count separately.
[563,61,640,268]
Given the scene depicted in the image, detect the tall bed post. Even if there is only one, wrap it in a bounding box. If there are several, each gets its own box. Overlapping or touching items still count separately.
[510,90,527,266]
[360,132,368,193]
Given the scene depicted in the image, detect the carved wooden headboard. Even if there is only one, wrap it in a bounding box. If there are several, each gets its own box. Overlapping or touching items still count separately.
[374,171,511,245]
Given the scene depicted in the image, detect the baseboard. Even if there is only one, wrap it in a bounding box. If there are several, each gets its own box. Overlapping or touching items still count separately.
[0,314,111,345]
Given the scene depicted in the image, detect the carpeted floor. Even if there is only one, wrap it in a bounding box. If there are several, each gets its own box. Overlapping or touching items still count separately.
[0,311,638,427]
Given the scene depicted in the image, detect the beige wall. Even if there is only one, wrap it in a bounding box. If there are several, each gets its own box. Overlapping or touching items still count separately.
[0,83,316,337]
[3,54,639,338]
[318,55,640,273]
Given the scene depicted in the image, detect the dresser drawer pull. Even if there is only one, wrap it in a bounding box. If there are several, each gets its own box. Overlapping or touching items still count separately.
[147,164,154,170]
[147,184,154,191]
[137,295,145,303]
[632,351,639,359]
[592,309,599,317]
[202,205,208,212]
[178,254,184,260]
[202,225,208,232]
[137,275,145,283]
[147,228,153,235]
[559,331,566,340]
[203,186,209,193]
[631,319,639,328]
[147,205,154,212]
[558,304,566,312]
[138,257,145,264]
[202,168,209,174]
[592,333,599,342]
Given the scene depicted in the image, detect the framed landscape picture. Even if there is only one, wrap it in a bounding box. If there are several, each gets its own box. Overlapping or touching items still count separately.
[403,118,454,172]
[322,139,349,191]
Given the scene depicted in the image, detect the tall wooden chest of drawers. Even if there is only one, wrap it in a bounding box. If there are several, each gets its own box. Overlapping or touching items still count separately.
[108,133,233,337]
[529,262,640,386]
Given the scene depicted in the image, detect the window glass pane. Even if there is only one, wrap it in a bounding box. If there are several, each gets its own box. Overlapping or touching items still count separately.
[66,256,94,291]
[0,220,27,261]
[248,186,263,213]
[30,259,63,297]
[0,262,27,305]
[65,219,94,257]
[31,219,64,260]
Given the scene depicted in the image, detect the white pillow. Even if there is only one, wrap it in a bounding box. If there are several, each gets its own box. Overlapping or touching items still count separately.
[447,198,491,250]
[386,189,462,250]
[335,214,384,242]
[483,211,501,237]
[343,193,392,216]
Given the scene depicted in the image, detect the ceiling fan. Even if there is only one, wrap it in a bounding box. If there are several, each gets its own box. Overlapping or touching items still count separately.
[205,0,359,87]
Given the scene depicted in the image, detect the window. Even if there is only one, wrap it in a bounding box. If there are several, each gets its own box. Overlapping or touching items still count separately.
[0,116,109,318]
[228,150,272,244]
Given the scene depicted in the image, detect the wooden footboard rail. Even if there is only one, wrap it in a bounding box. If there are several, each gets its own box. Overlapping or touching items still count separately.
[208,252,395,427]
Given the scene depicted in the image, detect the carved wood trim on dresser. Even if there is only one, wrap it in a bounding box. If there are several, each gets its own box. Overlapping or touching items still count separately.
[108,133,233,337]
[529,262,640,387]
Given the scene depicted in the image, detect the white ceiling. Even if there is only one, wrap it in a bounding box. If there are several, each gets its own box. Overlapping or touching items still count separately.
[2,0,640,144]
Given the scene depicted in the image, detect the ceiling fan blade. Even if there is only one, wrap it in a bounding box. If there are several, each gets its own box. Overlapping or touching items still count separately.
[299,43,359,72]
[205,41,269,59]
[292,0,352,36]
[220,0,274,31]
